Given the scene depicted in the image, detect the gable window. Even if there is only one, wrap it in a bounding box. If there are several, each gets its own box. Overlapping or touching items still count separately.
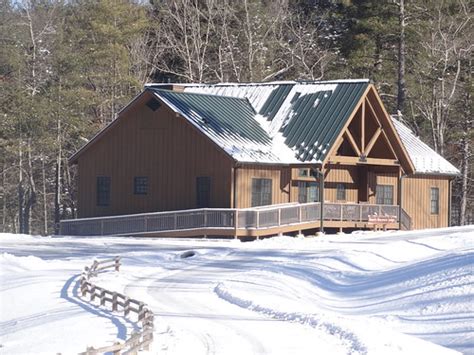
[376,185,393,205]
[252,178,272,207]
[97,176,111,206]
[134,176,148,195]
[196,177,211,208]
[337,183,346,201]
[431,187,439,214]
[298,181,319,203]
[146,98,161,111]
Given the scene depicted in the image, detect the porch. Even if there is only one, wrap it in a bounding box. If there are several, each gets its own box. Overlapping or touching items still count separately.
[60,202,412,238]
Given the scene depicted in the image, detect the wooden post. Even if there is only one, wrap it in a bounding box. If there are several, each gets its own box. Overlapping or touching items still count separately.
[124,297,130,316]
[278,208,281,226]
[100,290,106,306]
[114,256,120,272]
[112,292,118,311]
[90,285,96,301]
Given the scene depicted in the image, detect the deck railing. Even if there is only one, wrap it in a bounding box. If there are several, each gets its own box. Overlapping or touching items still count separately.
[60,203,402,237]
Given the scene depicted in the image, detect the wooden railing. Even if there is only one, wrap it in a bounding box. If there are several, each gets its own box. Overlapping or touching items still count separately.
[78,257,154,355]
[60,203,406,237]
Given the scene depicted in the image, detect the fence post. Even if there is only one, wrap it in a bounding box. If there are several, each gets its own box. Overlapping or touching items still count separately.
[90,285,96,302]
[278,208,281,226]
[204,209,208,227]
[100,220,104,236]
[256,210,260,229]
[114,256,120,272]
[340,204,343,221]
[112,292,118,311]
[124,297,130,317]
[100,290,106,306]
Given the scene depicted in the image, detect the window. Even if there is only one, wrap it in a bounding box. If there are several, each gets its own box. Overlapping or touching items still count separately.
[376,185,393,205]
[134,176,148,195]
[146,98,161,111]
[298,181,319,203]
[251,178,272,207]
[196,177,211,208]
[96,176,110,206]
[337,183,346,201]
[431,187,439,214]
[298,168,309,177]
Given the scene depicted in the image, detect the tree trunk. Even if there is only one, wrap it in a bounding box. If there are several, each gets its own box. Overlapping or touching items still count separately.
[23,139,37,234]
[42,155,48,235]
[397,0,406,116]
[54,119,62,234]
[18,139,25,234]
[1,160,6,233]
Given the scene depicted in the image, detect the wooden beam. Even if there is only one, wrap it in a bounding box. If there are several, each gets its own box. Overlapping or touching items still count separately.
[329,156,360,164]
[367,86,415,174]
[323,85,372,165]
[363,158,399,166]
[329,155,399,166]
[365,97,382,128]
[361,99,366,151]
[344,130,362,156]
[364,127,382,156]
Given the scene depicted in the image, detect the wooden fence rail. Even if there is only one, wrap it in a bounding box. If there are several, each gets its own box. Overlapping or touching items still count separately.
[77,257,154,355]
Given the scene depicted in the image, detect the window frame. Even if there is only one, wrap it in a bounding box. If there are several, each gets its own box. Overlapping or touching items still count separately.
[96,176,111,207]
[251,178,272,207]
[196,176,211,208]
[298,181,319,203]
[430,187,439,214]
[133,176,148,195]
[375,184,394,205]
[336,183,346,201]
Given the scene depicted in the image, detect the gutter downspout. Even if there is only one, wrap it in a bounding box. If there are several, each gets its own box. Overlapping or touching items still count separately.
[233,165,239,209]
[399,173,407,230]
[448,178,452,227]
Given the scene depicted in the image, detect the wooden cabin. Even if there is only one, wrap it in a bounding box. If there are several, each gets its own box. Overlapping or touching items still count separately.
[64,80,459,237]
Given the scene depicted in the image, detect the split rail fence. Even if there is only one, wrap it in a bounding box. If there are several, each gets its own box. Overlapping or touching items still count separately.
[77,257,154,355]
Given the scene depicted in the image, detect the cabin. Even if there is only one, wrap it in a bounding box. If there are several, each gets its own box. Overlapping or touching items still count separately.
[61,80,459,238]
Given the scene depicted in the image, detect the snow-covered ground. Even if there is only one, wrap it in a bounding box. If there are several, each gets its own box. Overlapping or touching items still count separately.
[0,226,473,355]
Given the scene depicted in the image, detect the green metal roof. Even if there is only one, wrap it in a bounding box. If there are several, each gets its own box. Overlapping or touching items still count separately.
[148,80,370,163]
[152,89,270,144]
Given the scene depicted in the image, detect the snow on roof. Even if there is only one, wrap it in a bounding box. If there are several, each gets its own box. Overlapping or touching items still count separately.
[181,80,369,163]
[152,89,300,164]
[392,118,459,175]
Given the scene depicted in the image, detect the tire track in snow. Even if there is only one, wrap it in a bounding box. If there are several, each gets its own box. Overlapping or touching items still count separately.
[123,255,266,355]
[214,282,368,355]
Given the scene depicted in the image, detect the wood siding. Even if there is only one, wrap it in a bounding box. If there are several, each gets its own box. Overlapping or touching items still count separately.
[324,165,359,202]
[77,93,233,218]
[367,167,399,205]
[402,175,450,229]
[235,165,291,208]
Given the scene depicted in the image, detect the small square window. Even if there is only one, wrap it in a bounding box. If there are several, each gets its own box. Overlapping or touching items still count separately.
[134,176,148,195]
[298,168,309,177]
[376,185,393,205]
[146,98,161,111]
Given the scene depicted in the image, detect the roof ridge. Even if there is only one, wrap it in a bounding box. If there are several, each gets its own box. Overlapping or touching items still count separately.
[145,79,370,88]
[149,87,252,103]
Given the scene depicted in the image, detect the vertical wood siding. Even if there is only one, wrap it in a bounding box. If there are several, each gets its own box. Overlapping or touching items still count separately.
[324,165,359,202]
[235,165,291,208]
[77,95,233,217]
[402,175,449,229]
[367,168,399,205]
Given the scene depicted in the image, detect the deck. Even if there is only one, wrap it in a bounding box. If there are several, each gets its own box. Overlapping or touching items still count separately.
[60,202,411,238]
